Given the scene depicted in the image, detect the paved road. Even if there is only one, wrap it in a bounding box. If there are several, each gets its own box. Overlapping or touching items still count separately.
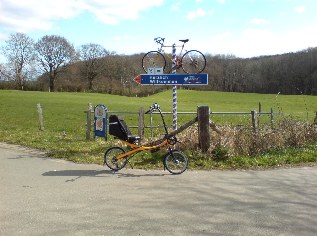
[1,142,317,236]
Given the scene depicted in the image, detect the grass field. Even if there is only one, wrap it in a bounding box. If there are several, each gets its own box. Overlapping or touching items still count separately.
[0,89,316,170]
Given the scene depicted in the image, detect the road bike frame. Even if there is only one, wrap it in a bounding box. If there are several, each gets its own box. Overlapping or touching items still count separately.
[142,37,206,74]
[154,37,187,67]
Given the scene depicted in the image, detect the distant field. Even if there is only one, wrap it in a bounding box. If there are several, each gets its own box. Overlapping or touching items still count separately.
[0,90,316,168]
[1,89,316,121]
[0,89,316,136]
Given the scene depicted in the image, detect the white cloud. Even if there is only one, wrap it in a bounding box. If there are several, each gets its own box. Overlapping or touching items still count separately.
[218,0,225,4]
[0,0,82,32]
[186,8,206,20]
[241,28,273,38]
[295,6,306,14]
[84,0,164,25]
[250,18,269,25]
[211,32,233,41]
[171,0,183,11]
[0,32,7,41]
[113,34,133,42]
[281,26,317,52]
[216,26,317,58]
[238,28,276,55]
[206,29,276,57]
[0,0,165,32]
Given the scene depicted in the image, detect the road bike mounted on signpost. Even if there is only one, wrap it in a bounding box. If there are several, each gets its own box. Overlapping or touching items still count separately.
[142,37,206,74]
[104,103,189,174]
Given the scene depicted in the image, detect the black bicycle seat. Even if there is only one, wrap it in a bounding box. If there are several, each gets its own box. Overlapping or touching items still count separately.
[179,39,189,43]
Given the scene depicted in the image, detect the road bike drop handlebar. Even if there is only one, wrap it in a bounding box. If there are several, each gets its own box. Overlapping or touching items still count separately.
[154,37,165,46]
[154,37,189,46]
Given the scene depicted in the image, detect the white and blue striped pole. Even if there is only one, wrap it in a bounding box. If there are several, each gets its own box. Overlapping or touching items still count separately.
[172,43,177,130]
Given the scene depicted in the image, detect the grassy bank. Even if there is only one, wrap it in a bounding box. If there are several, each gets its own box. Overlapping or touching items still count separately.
[0,90,316,170]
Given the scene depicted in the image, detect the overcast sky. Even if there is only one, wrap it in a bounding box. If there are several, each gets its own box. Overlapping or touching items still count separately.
[1,0,317,61]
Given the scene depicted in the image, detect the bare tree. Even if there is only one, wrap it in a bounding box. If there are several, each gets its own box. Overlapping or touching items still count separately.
[0,33,35,90]
[0,64,8,81]
[35,35,77,92]
[78,43,110,90]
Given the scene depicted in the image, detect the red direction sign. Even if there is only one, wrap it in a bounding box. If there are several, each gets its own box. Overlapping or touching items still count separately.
[134,74,208,85]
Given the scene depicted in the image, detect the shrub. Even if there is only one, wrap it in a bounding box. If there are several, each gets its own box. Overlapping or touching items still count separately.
[175,116,317,158]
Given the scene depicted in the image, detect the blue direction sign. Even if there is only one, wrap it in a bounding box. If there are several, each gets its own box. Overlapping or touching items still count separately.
[134,74,208,85]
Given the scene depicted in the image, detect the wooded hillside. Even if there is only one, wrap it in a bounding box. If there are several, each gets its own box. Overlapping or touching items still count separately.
[1,33,316,96]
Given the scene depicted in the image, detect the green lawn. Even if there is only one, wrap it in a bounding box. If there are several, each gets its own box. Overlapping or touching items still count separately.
[0,90,316,169]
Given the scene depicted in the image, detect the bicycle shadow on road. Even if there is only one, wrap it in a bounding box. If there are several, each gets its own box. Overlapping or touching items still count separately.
[114,171,167,178]
[42,169,112,182]
[42,169,167,182]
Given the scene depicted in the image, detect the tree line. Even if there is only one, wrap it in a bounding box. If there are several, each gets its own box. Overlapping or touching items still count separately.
[1,33,317,95]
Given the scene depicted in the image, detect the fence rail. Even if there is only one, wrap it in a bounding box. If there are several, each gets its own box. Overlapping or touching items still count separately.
[84,104,279,143]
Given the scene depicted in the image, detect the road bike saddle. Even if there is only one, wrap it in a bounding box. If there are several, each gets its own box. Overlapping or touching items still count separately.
[179,39,189,43]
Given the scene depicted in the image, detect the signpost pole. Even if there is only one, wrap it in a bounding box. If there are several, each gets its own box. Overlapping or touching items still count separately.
[172,43,177,130]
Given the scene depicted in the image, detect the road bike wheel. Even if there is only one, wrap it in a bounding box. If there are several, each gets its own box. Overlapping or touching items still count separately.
[181,50,206,74]
[104,147,128,171]
[142,51,166,73]
[164,150,188,174]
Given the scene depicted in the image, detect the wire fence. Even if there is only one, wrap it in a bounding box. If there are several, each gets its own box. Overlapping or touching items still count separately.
[82,104,317,156]
[85,103,280,140]
[124,110,278,138]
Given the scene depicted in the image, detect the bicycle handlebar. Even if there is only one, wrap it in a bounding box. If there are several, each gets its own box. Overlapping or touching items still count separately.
[145,103,160,114]
[154,37,165,45]
[145,103,170,135]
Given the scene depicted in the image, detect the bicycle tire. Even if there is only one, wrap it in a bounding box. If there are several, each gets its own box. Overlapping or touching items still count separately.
[104,147,128,171]
[164,150,188,174]
[181,50,206,74]
[142,51,166,73]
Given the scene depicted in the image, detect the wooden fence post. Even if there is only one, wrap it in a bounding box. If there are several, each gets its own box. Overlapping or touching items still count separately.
[270,108,274,128]
[251,110,258,133]
[258,102,261,127]
[86,103,92,140]
[138,107,145,140]
[197,106,210,152]
[251,110,259,155]
[314,111,317,125]
[37,103,44,131]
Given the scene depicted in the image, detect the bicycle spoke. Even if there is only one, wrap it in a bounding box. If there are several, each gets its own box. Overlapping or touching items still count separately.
[164,150,188,174]
[142,51,166,73]
[181,50,206,74]
[104,147,128,171]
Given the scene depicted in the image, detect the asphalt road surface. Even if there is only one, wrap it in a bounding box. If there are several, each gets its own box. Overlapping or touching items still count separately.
[1,142,317,236]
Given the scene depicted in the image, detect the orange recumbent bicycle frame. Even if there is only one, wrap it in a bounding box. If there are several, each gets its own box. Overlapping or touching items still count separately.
[103,103,188,174]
